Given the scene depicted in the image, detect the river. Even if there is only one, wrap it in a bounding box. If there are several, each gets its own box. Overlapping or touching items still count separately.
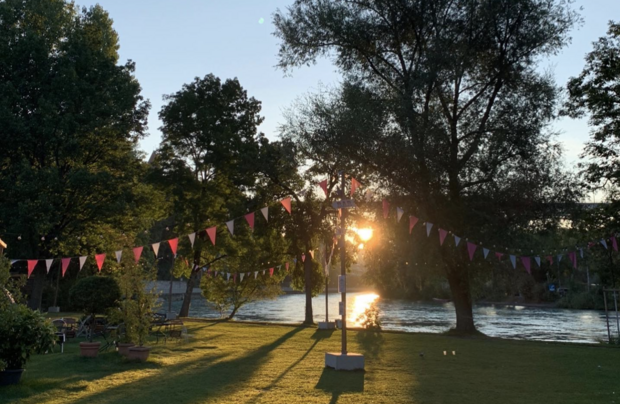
[171,291,618,344]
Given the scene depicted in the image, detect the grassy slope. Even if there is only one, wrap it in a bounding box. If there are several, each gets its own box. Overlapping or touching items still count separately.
[1,320,619,404]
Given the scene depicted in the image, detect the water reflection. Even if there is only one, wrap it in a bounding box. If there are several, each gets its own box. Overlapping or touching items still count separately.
[174,291,611,344]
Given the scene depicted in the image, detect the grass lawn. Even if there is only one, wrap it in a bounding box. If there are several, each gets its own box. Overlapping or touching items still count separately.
[1,319,619,404]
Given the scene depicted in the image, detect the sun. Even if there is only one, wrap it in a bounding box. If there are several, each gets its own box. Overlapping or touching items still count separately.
[354,227,373,242]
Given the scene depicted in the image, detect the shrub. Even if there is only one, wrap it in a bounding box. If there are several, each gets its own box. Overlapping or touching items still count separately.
[70,276,121,341]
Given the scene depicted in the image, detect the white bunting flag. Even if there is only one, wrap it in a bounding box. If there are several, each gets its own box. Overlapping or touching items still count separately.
[509,255,517,269]
[364,189,373,201]
[10,260,18,266]
[426,222,433,237]
[483,248,490,259]
[263,270,266,275]
[557,254,563,263]
[115,250,122,263]
[240,273,245,282]
[226,273,231,281]
[579,248,584,258]
[226,220,235,236]
[454,235,461,247]
[396,208,404,223]
[601,239,608,249]
[254,271,258,279]
[535,256,541,267]
[152,242,161,257]
[188,232,196,248]
[260,207,269,222]
[45,259,54,274]
[79,256,87,271]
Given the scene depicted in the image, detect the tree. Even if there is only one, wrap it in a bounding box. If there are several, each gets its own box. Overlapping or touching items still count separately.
[154,74,265,318]
[0,0,156,309]
[274,0,580,333]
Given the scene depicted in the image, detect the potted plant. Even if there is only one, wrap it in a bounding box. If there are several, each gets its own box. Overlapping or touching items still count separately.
[0,304,56,386]
[125,282,160,362]
[69,275,121,357]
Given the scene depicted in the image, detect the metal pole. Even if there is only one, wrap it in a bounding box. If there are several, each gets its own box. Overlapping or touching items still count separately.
[613,290,620,340]
[325,275,329,322]
[340,171,347,355]
[604,291,612,344]
[53,262,61,307]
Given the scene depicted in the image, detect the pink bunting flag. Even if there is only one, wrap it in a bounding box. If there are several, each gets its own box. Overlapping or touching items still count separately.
[206,226,217,245]
[382,199,390,219]
[244,213,255,230]
[568,251,577,268]
[546,256,553,265]
[133,246,143,264]
[301,254,306,262]
[269,268,274,277]
[438,229,448,246]
[351,177,362,196]
[319,180,328,197]
[495,252,504,261]
[467,242,477,261]
[168,238,178,256]
[409,216,419,234]
[95,253,106,272]
[61,258,71,277]
[27,260,37,278]
[285,262,289,271]
[612,237,618,252]
[521,256,531,274]
[281,197,292,214]
[233,273,237,283]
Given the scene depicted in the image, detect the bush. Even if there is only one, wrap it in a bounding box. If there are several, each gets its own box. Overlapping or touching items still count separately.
[357,302,382,331]
[557,290,604,310]
[0,304,56,370]
[70,276,121,341]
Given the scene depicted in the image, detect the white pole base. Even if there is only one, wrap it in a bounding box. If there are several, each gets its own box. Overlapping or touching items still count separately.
[318,321,337,330]
[325,352,365,370]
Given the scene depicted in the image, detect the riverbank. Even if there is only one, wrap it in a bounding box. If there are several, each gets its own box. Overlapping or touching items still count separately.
[3,320,619,404]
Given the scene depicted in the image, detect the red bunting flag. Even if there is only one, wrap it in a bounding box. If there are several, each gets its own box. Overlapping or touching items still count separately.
[382,199,390,219]
[206,226,217,245]
[244,212,255,230]
[467,242,477,261]
[495,252,504,261]
[168,238,178,256]
[133,246,143,264]
[409,216,419,234]
[546,256,553,265]
[95,253,106,272]
[285,262,290,271]
[61,258,71,277]
[233,273,237,283]
[269,267,274,277]
[27,260,37,278]
[438,229,448,246]
[301,254,306,262]
[281,197,292,214]
[521,256,531,274]
[319,179,328,197]
[351,177,362,196]
[568,251,577,268]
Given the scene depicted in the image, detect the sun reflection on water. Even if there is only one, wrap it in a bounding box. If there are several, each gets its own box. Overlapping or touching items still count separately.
[351,293,380,327]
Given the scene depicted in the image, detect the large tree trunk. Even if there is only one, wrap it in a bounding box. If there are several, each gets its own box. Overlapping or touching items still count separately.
[28,266,46,310]
[445,262,477,334]
[178,249,202,318]
[303,251,314,324]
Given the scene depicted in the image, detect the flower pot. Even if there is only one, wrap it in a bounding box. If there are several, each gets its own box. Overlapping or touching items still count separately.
[117,343,135,357]
[127,346,151,362]
[0,369,25,386]
[79,342,101,357]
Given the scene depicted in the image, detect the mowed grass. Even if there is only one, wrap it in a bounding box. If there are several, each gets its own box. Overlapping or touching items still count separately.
[1,320,619,404]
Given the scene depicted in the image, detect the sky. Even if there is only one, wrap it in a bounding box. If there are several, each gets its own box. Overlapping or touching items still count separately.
[79,0,620,182]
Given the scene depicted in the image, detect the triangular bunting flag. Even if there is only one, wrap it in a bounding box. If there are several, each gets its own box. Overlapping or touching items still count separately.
[254,271,258,279]
[319,180,328,197]
[244,213,255,230]
[301,254,306,262]
[240,273,245,282]
[115,250,122,263]
[557,254,563,263]
[281,197,292,214]
[534,256,541,267]
[612,237,618,252]
[509,255,517,269]
[454,235,461,247]
[168,238,178,256]
[152,242,161,257]
[260,207,269,222]
[206,227,217,245]
[495,252,504,261]
[45,259,53,274]
[569,251,577,268]
[188,232,196,248]
[226,273,231,281]
[579,248,584,258]
[438,229,448,246]
[27,260,37,278]
[382,199,390,219]
[309,251,314,259]
[521,257,531,274]
[364,189,373,201]
[351,178,362,196]
[467,242,477,261]
[10,260,18,266]
[601,239,608,249]
[409,216,419,234]
[226,220,235,236]
[546,256,553,265]
[483,248,490,259]
[79,256,87,271]
[426,223,433,237]
[285,262,290,271]
[233,273,237,283]
[95,253,106,272]
[396,208,404,223]
[269,268,274,277]
[133,246,143,264]
[61,258,71,277]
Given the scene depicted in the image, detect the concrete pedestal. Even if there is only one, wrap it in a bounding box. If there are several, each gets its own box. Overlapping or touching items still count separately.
[325,352,365,370]
[318,321,337,330]
[48,306,60,313]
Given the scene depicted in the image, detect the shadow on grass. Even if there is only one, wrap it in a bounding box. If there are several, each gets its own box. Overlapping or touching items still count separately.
[315,368,364,404]
[67,326,306,404]
[355,330,384,359]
